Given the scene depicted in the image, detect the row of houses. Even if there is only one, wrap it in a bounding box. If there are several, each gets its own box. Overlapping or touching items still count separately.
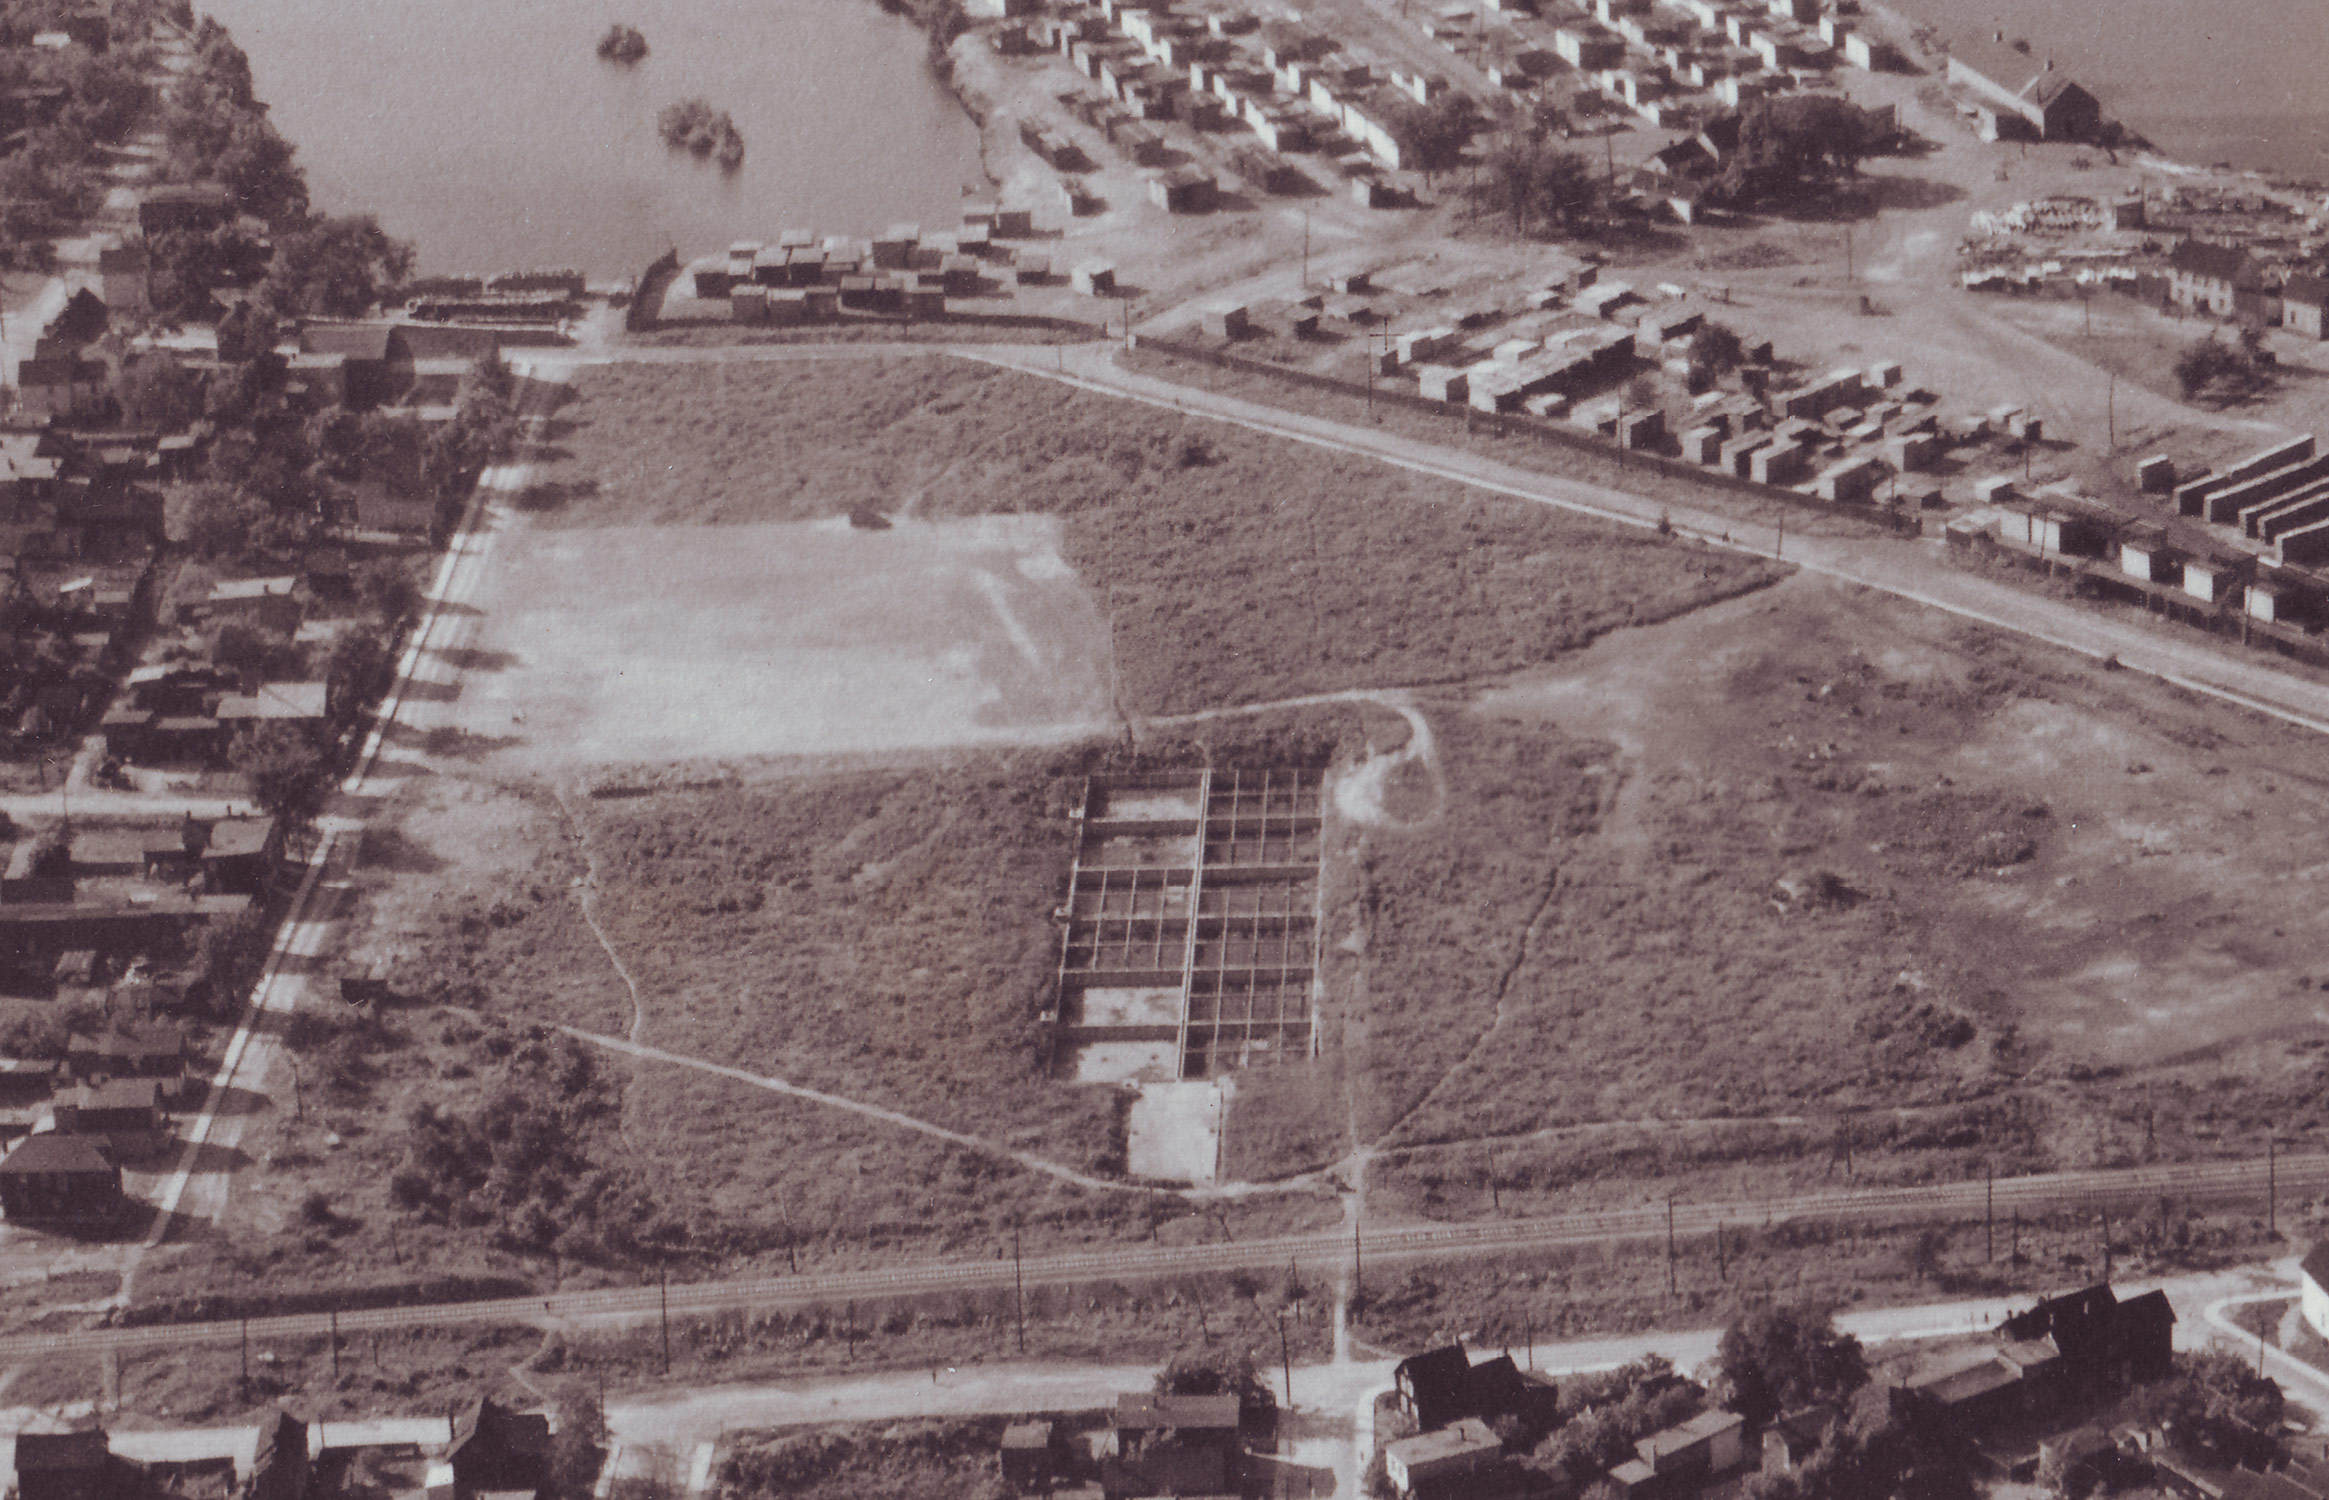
[8,1400,552,1500]
[2163,239,2329,335]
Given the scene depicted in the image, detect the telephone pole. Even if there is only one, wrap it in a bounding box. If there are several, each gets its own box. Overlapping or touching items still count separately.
[1985,1162,1994,1260]
[1013,1221,1027,1354]
[1665,1197,1677,1298]
[659,1265,671,1374]
[1278,1314,1294,1406]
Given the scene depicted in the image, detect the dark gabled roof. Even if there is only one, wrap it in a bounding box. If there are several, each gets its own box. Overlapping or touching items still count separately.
[2286,272,2329,309]
[449,1398,551,1462]
[1396,1343,1473,1400]
[2170,239,2256,285]
[2302,1242,2329,1291]
[0,1134,114,1175]
[253,1410,306,1469]
[13,1431,111,1470]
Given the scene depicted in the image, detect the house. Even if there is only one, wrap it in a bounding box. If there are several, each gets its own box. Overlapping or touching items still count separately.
[1104,1393,1241,1499]
[56,1078,165,1154]
[446,1398,552,1500]
[16,358,109,421]
[296,323,415,407]
[194,816,284,895]
[2000,1283,2176,1387]
[1762,1406,1836,1474]
[244,1411,309,1500]
[1383,1418,1501,1497]
[2284,273,2329,341]
[69,1022,184,1085]
[12,1430,123,1500]
[97,245,149,315]
[998,1422,1053,1493]
[204,575,301,631]
[0,1133,125,1225]
[137,184,233,237]
[215,682,329,737]
[1945,31,2100,140]
[2168,241,2263,320]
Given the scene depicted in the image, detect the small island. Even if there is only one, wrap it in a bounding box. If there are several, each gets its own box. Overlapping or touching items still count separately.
[657,97,745,170]
[596,22,648,63]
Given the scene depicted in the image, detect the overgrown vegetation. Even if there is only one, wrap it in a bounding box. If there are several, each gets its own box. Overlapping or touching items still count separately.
[2172,327,2272,404]
[527,358,1783,716]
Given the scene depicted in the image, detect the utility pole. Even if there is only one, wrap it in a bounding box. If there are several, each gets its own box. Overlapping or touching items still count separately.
[1353,1219,1363,1302]
[2269,1135,2277,1235]
[240,1316,249,1400]
[1845,224,1854,283]
[659,1264,671,1375]
[1665,1197,1677,1298]
[1775,509,1785,562]
[2108,371,2116,451]
[1278,1314,1294,1407]
[1985,1162,1994,1261]
[1487,1144,1499,1214]
[330,1309,340,1381]
[2011,1208,2020,1262]
[1013,1220,1027,1354]
[2101,1206,2112,1282]
[1715,1222,1726,1282]
[1301,210,1310,289]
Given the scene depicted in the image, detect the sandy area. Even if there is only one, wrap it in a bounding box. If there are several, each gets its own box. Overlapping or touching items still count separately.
[437,511,1117,768]
[1126,1079,1224,1185]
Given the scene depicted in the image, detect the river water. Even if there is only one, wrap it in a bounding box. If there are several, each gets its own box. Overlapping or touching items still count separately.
[1896,0,2329,182]
[192,0,991,277]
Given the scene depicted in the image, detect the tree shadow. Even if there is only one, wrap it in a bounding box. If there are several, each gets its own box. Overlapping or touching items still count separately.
[510,478,597,514]
[433,646,519,672]
[354,824,447,874]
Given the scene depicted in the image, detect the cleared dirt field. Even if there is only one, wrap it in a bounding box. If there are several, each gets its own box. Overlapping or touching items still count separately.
[449,512,1114,766]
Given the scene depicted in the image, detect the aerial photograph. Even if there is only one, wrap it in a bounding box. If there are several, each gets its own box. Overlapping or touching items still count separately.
[0,0,2326,1496]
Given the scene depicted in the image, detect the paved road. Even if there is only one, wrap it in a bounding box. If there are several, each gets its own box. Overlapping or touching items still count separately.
[5,1147,2312,1363]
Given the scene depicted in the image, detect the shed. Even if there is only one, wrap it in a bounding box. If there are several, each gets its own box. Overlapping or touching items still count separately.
[447,1398,551,1500]
[1071,262,1118,297]
[1384,1417,1500,1495]
[998,1421,1053,1491]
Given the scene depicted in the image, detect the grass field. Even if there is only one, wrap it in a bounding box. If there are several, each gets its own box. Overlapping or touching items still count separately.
[512,356,1786,720]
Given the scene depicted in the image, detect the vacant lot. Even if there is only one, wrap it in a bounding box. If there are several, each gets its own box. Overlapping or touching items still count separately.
[1220,570,2329,1227]
[499,356,1783,724]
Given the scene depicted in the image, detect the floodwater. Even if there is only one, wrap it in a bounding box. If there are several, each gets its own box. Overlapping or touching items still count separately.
[1893,0,2329,182]
[192,0,991,277]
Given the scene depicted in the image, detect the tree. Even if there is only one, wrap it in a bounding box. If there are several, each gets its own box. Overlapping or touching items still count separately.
[1718,97,1881,210]
[549,1382,608,1500]
[2124,1350,2285,1468]
[214,300,281,363]
[325,631,394,725]
[189,907,272,1012]
[118,353,206,430]
[1713,1304,1867,1429]
[356,559,422,628]
[262,214,414,318]
[1385,96,1475,181]
[230,720,329,828]
[2173,331,2267,404]
[1156,1350,1272,1412]
[1466,137,1601,238]
[168,482,268,559]
[1689,322,1746,381]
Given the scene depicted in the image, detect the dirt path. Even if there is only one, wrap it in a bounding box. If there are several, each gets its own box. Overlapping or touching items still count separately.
[556,1027,1182,1199]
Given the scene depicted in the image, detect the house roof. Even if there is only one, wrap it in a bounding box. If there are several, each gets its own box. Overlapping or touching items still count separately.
[449,1397,551,1462]
[0,1133,114,1176]
[2302,1242,2329,1290]
[1112,1393,1240,1432]
[16,359,103,386]
[2285,272,2329,309]
[203,817,279,858]
[1910,1352,2021,1406]
[1396,1343,1473,1401]
[1386,1417,1500,1466]
[1947,32,2091,109]
[216,683,327,722]
[1000,1422,1052,1450]
[74,1078,161,1111]
[12,1430,112,1470]
[208,575,298,602]
[298,323,401,362]
[2170,239,2257,286]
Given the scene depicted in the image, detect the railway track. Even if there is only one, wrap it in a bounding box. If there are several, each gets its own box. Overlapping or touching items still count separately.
[9,1150,2309,1361]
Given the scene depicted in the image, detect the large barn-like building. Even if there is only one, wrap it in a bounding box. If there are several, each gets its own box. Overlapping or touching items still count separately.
[1947,31,2101,141]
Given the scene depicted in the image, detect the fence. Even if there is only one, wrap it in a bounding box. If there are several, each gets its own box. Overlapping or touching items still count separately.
[1132,334,1926,538]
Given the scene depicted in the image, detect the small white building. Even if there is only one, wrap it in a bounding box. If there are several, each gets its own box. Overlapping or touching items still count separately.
[2302,1243,2329,1339]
